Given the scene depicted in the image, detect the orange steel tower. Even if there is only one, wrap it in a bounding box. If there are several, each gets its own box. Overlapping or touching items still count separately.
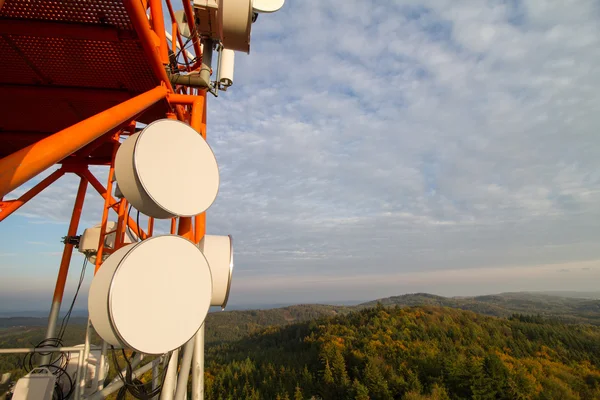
[0,0,283,398]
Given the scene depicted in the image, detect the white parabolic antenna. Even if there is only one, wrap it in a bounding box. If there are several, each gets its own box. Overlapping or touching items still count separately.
[114,119,220,219]
[201,235,234,308]
[88,236,213,354]
[252,0,285,13]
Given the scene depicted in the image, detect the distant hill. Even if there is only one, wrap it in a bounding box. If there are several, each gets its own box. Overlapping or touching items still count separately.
[361,292,600,325]
[3,291,600,333]
[205,304,352,345]
[536,290,600,299]
[0,316,88,329]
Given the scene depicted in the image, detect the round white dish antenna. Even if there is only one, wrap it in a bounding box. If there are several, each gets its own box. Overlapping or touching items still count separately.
[200,235,234,308]
[218,0,252,53]
[252,0,285,13]
[115,119,220,219]
[88,236,213,354]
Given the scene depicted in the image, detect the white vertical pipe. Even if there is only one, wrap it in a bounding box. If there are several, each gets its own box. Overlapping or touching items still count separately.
[152,361,160,400]
[74,349,84,400]
[77,319,93,399]
[95,341,108,391]
[174,338,195,400]
[160,348,179,400]
[191,325,204,400]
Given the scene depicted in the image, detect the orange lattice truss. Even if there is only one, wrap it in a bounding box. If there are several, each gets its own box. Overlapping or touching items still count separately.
[0,0,207,316]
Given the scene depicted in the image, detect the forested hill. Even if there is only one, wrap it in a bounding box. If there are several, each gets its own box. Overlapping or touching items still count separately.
[205,305,600,400]
[360,292,600,325]
[205,304,351,344]
[202,292,600,344]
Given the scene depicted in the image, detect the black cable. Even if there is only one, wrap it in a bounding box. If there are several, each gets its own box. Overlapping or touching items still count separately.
[111,346,172,400]
[175,25,200,67]
[57,257,88,340]
[125,203,136,241]
[20,256,87,399]
[136,209,142,241]
[21,338,75,399]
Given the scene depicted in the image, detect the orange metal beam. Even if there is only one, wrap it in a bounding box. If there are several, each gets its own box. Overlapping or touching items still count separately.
[0,86,168,199]
[182,0,202,61]
[93,139,119,273]
[191,96,207,139]
[0,168,65,222]
[164,0,190,68]
[178,217,194,240]
[168,93,198,105]
[148,217,155,237]
[124,1,173,92]
[52,174,88,304]
[148,0,170,65]
[115,198,129,248]
[81,169,148,242]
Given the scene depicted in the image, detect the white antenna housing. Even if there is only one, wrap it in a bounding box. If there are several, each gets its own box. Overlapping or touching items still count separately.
[190,0,285,54]
[12,369,56,400]
[114,119,220,219]
[88,236,212,354]
[218,0,252,53]
[174,9,192,38]
[61,345,109,397]
[200,235,234,308]
[78,221,135,263]
[218,49,235,88]
[253,0,285,13]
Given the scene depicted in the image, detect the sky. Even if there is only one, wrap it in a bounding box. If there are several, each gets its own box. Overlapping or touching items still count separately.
[1,0,600,312]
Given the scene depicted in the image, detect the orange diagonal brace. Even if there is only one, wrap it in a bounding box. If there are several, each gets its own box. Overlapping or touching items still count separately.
[0,168,65,222]
[52,174,88,304]
[0,86,169,199]
[80,169,148,241]
[124,0,173,91]
[148,0,170,65]
[183,0,202,61]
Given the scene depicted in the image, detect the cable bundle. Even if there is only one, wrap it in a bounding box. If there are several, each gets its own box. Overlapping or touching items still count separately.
[22,257,88,399]
[112,348,172,400]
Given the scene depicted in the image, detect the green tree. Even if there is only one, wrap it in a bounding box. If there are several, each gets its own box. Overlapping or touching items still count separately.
[352,378,370,400]
[294,385,303,400]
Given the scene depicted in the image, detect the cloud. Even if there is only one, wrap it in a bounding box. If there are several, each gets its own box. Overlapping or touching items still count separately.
[39,252,63,257]
[2,0,600,304]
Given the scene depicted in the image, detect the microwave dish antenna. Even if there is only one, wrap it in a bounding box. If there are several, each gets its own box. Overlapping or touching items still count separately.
[252,0,285,13]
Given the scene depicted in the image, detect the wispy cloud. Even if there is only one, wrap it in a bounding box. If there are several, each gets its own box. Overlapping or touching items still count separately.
[39,252,63,257]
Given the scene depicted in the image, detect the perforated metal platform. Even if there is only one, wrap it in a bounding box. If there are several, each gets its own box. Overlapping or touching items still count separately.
[0,0,169,163]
